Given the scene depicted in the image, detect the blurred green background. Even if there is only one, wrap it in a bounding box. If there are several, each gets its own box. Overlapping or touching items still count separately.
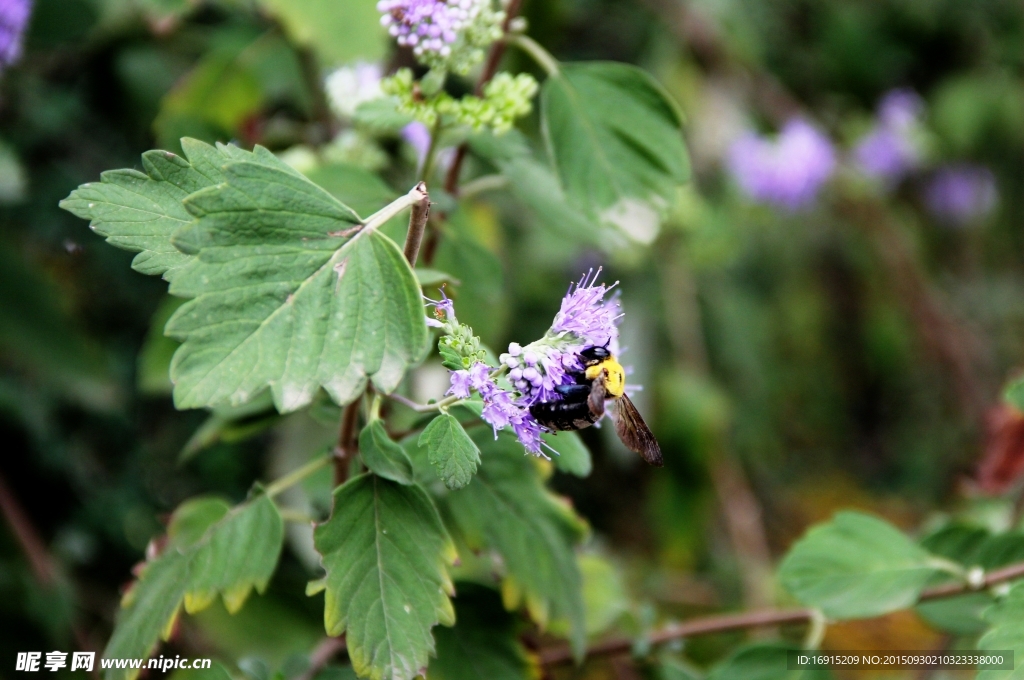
[2,0,1024,677]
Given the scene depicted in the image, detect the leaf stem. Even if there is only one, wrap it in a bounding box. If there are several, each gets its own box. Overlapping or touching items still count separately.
[265,455,331,498]
[362,184,430,234]
[508,34,561,77]
[387,392,464,413]
[458,174,509,200]
[540,558,1024,666]
[402,182,431,266]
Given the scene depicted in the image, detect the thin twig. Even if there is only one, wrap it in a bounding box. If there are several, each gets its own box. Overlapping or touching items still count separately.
[403,182,431,266]
[296,636,347,680]
[441,0,524,194]
[334,401,361,487]
[387,392,463,413]
[538,558,1024,666]
[0,469,55,584]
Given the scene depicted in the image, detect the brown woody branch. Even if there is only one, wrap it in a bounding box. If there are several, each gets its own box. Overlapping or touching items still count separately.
[538,559,1024,666]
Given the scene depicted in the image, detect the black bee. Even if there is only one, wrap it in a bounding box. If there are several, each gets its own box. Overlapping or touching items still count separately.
[530,346,663,466]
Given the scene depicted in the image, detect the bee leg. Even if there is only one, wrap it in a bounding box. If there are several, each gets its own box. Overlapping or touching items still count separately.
[588,373,608,418]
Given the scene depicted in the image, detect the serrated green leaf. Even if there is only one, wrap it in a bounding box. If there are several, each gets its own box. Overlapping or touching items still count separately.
[707,643,833,680]
[442,431,588,659]
[104,551,191,680]
[103,495,285,680]
[779,511,943,619]
[427,584,538,680]
[540,62,689,218]
[542,431,592,477]
[314,474,456,680]
[419,414,481,490]
[184,495,284,614]
[59,138,238,279]
[978,581,1024,680]
[165,158,427,412]
[360,419,415,485]
[916,592,993,636]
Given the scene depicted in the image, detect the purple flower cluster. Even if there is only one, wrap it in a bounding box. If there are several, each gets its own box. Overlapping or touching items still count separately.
[727,119,836,211]
[378,0,475,61]
[448,362,545,454]
[438,269,623,456]
[0,0,32,68]
[854,89,924,184]
[925,164,998,226]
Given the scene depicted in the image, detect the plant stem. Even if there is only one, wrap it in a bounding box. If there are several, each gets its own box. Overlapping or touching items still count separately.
[265,455,331,498]
[363,184,430,234]
[539,559,1024,666]
[403,182,431,266]
[458,174,509,200]
[387,392,464,413]
[508,34,561,76]
[441,0,525,199]
[334,400,361,487]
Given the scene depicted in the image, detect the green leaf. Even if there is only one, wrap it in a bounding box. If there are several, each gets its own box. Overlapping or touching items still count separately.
[779,511,944,619]
[166,158,428,412]
[916,592,992,636]
[1005,375,1024,411]
[360,419,415,485]
[978,581,1024,680]
[469,131,603,246]
[707,643,833,680]
[104,551,191,680]
[183,495,285,614]
[542,431,592,477]
[103,495,284,680]
[59,138,237,279]
[428,584,537,680]
[419,414,481,490]
[258,0,386,66]
[443,431,588,659]
[314,474,456,680]
[579,554,628,636]
[540,62,689,218]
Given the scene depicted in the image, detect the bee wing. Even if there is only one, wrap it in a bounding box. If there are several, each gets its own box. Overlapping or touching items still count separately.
[614,395,663,466]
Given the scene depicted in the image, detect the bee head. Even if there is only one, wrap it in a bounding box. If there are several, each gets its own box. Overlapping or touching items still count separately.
[579,345,611,367]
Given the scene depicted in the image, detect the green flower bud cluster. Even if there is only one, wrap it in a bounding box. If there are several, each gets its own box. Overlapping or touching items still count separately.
[381,69,538,135]
[428,299,488,371]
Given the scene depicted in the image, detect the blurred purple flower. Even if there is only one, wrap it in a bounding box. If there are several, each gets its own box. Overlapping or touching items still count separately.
[854,88,924,184]
[925,164,998,226]
[378,0,467,60]
[727,119,836,211]
[0,0,32,68]
[401,121,432,166]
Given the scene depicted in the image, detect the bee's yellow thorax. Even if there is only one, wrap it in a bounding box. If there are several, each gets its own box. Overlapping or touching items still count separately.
[585,357,625,399]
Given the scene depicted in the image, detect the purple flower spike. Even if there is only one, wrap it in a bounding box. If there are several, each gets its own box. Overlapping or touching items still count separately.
[727,119,836,211]
[925,164,998,226]
[551,268,622,350]
[0,0,32,69]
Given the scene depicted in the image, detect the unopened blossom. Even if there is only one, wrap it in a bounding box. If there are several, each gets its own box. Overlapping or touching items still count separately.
[924,164,998,226]
[0,0,32,69]
[325,62,383,119]
[727,119,836,211]
[377,0,503,73]
[854,89,925,184]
